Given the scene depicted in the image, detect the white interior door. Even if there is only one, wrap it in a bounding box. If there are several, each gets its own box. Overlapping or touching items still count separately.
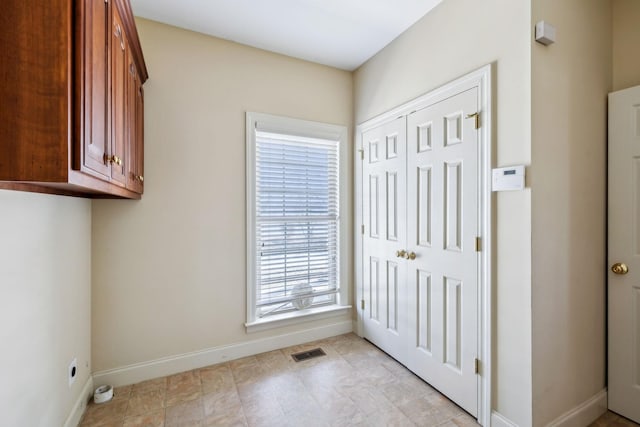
[361,117,408,363]
[608,85,640,423]
[406,88,479,416]
[361,88,479,416]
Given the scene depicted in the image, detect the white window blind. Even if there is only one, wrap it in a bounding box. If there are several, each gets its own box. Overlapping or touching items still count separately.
[254,130,340,318]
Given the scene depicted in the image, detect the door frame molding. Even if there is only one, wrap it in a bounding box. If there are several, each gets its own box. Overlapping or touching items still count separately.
[354,64,492,426]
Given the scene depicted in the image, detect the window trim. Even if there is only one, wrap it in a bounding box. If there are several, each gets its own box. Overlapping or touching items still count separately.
[245,112,350,332]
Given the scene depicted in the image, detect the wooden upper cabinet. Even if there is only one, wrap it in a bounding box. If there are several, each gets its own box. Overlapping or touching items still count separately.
[0,0,71,183]
[135,82,145,192]
[110,4,129,188]
[77,0,110,179]
[126,45,144,193]
[0,0,148,198]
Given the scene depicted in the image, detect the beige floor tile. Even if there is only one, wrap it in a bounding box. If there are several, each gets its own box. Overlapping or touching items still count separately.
[113,385,133,401]
[202,389,243,417]
[123,409,165,427]
[126,390,165,418]
[277,390,318,415]
[167,370,201,390]
[451,413,481,427]
[363,407,416,427]
[132,378,167,395]
[81,399,129,426]
[202,411,247,427]
[80,421,124,427]
[255,349,290,367]
[228,356,259,371]
[165,398,204,427]
[325,402,366,427]
[241,396,286,426]
[199,364,234,388]
[346,385,397,416]
[230,363,272,386]
[201,378,235,395]
[166,383,202,407]
[202,398,246,427]
[284,409,331,427]
[591,411,640,427]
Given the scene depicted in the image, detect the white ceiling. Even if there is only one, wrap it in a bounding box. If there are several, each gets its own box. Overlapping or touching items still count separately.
[129,0,443,71]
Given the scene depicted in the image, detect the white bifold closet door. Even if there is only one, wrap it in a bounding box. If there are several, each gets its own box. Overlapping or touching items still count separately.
[362,116,408,364]
[362,87,479,416]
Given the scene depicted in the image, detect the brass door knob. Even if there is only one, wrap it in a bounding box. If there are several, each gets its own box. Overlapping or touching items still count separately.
[405,251,417,260]
[611,263,629,275]
[138,175,144,183]
[396,250,407,258]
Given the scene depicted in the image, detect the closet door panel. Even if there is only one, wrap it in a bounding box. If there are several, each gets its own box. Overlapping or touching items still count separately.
[361,117,408,364]
[406,87,479,416]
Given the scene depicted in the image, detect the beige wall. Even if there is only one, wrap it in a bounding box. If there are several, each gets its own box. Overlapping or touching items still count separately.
[0,191,92,426]
[91,19,353,372]
[354,0,532,424]
[530,1,611,425]
[612,0,640,91]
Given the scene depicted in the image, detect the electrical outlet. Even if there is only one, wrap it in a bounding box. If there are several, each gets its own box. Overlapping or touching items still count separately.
[68,358,78,387]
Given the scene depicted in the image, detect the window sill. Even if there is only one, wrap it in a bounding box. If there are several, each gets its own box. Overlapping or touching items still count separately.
[245,305,352,334]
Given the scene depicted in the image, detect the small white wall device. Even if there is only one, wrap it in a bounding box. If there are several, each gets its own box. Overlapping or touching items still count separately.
[535,21,556,46]
[492,166,525,191]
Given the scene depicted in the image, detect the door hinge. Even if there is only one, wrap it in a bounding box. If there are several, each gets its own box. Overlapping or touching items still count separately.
[358,149,364,160]
[466,112,480,130]
[474,358,480,374]
[361,299,365,310]
[361,224,365,235]
[475,237,481,252]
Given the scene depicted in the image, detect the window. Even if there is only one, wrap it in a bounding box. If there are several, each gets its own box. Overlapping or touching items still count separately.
[246,113,349,331]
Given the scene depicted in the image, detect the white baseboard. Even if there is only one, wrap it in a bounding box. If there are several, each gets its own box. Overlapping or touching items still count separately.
[491,411,519,427]
[547,389,607,427]
[63,375,93,427]
[93,320,353,387]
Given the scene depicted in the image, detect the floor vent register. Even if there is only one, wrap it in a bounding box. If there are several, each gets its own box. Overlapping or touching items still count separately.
[291,348,326,362]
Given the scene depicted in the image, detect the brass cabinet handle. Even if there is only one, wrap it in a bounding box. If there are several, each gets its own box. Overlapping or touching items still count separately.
[396,250,406,258]
[138,175,144,183]
[611,263,629,275]
[405,251,417,260]
[108,155,122,166]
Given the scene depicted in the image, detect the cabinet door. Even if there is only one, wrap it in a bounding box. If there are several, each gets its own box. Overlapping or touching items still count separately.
[136,81,145,193]
[125,50,141,192]
[110,5,128,186]
[78,0,110,178]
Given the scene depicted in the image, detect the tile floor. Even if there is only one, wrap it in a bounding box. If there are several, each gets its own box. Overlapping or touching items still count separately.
[79,333,638,427]
[590,412,640,427]
[79,333,477,426]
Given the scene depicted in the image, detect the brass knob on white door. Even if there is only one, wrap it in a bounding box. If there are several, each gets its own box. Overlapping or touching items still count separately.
[611,263,629,275]
[405,251,417,260]
[396,250,407,258]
